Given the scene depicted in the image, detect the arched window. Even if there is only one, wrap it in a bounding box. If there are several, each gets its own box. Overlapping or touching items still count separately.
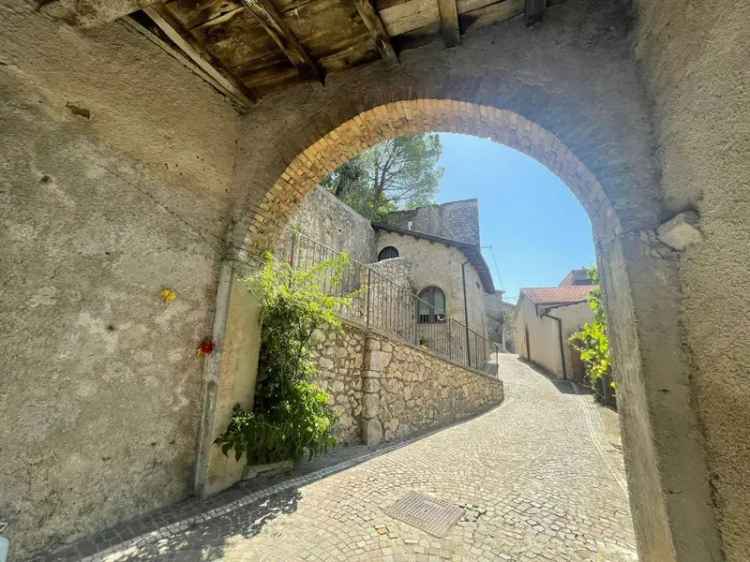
[418,286,447,323]
[378,246,399,260]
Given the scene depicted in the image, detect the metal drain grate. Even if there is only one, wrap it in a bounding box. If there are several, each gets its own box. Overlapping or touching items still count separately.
[383,492,464,537]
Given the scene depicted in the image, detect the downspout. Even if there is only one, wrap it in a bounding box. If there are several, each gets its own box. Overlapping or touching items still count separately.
[542,309,568,380]
[461,261,471,365]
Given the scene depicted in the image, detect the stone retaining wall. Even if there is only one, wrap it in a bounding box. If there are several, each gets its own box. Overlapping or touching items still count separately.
[309,323,504,447]
[361,333,504,445]
[309,323,367,445]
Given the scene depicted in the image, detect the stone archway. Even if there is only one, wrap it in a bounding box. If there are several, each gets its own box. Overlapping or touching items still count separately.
[222,26,723,562]
[242,100,618,254]
[214,4,725,560]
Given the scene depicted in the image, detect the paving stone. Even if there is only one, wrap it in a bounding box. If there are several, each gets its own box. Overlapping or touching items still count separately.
[48,355,636,562]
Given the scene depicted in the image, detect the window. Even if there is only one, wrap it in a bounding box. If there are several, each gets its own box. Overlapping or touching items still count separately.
[418,286,447,323]
[378,246,399,260]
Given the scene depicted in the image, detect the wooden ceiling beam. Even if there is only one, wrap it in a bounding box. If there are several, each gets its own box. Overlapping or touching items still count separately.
[240,0,324,83]
[143,5,257,106]
[352,0,399,66]
[437,0,461,47]
[524,0,546,26]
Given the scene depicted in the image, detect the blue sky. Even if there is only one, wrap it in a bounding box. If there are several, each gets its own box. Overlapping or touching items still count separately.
[436,133,595,303]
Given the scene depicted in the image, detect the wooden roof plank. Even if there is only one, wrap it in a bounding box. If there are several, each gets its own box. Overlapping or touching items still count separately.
[459,0,524,34]
[353,0,399,65]
[239,0,325,83]
[524,0,546,26]
[124,15,250,111]
[437,0,460,47]
[143,5,257,105]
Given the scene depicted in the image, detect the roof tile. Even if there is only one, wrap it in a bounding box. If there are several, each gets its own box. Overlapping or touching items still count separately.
[520,285,597,305]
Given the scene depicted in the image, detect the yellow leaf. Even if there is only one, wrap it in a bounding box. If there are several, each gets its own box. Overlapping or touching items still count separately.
[160,288,177,303]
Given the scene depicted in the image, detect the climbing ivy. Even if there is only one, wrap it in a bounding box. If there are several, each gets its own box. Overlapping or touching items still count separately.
[569,267,614,404]
[214,251,354,465]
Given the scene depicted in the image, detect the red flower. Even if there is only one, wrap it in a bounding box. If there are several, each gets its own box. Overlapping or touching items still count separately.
[197,339,215,357]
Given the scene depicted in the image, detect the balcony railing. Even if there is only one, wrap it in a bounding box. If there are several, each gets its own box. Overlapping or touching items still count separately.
[268,230,499,375]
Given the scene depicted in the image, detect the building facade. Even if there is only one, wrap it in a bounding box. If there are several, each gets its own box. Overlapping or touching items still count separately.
[282,188,510,350]
[513,272,597,381]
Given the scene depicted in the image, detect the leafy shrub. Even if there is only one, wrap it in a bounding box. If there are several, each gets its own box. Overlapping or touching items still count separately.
[569,267,614,404]
[214,251,354,465]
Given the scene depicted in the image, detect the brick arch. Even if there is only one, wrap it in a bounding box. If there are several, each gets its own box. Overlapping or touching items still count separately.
[227,5,722,558]
[243,99,617,254]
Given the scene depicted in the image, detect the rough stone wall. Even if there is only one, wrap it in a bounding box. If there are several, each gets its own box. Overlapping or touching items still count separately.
[309,323,367,445]
[633,1,750,559]
[0,3,241,559]
[361,333,504,445]
[307,319,502,448]
[381,199,481,245]
[375,231,489,341]
[280,186,376,263]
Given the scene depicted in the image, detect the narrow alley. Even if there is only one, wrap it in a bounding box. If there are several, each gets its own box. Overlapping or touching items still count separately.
[67,355,636,562]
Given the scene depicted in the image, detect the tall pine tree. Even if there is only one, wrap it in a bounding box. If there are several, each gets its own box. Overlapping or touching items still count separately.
[320,134,443,221]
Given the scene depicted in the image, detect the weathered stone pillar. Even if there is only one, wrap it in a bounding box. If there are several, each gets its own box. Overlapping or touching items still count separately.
[193,263,263,497]
[598,232,722,562]
[361,336,390,446]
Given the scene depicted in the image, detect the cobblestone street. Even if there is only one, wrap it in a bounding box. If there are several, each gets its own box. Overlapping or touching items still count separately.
[88,355,637,561]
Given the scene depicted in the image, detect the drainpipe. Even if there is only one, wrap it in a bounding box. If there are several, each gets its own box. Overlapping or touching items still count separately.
[461,261,471,365]
[542,309,568,380]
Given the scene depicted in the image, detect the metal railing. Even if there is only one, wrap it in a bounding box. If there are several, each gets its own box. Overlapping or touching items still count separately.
[275,230,499,374]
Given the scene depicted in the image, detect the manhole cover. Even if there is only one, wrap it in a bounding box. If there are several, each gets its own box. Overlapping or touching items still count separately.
[383,492,464,537]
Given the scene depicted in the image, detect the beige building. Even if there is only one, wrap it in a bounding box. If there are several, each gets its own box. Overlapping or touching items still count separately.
[514,271,596,381]
[374,225,493,342]
[283,191,508,355]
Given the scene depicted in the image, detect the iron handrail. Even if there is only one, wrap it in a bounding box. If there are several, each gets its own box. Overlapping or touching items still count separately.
[275,229,499,373]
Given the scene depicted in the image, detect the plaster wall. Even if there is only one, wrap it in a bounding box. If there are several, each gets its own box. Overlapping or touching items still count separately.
[200,277,262,497]
[375,231,489,341]
[633,1,750,559]
[514,298,592,379]
[0,3,241,558]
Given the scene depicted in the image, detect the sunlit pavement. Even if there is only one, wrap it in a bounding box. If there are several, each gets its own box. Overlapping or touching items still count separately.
[70,355,638,562]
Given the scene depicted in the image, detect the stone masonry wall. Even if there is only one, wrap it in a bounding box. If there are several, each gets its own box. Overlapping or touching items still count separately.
[309,323,366,445]
[280,186,376,264]
[307,321,504,448]
[361,333,504,445]
[381,199,481,246]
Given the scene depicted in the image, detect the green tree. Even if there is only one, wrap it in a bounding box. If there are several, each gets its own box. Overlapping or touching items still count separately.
[321,134,444,221]
[569,267,614,404]
[214,252,354,465]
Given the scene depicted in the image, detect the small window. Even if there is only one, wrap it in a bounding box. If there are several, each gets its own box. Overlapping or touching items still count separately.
[418,286,447,323]
[378,246,399,260]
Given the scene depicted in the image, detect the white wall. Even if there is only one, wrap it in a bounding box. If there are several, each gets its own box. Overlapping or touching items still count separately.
[514,296,592,379]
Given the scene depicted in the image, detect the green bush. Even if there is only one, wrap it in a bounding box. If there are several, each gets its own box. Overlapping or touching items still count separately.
[214,251,354,465]
[569,267,614,404]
